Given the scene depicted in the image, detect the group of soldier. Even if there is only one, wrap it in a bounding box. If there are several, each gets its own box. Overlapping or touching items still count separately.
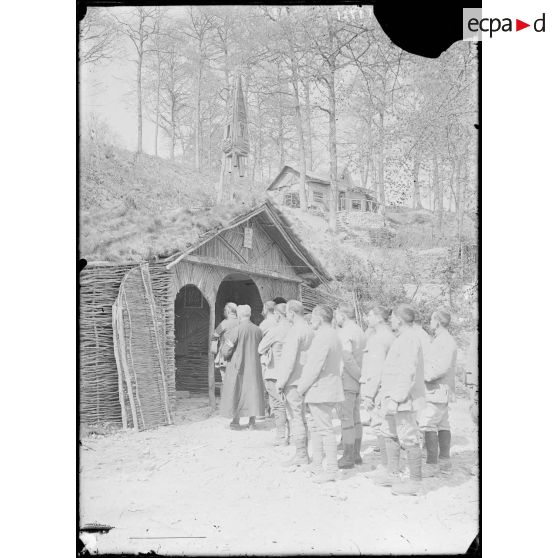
[212,297,460,496]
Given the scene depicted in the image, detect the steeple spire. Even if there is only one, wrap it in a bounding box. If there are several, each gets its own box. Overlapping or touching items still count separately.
[218,74,250,202]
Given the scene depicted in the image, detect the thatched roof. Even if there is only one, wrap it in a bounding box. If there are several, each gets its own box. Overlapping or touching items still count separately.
[80,199,331,284]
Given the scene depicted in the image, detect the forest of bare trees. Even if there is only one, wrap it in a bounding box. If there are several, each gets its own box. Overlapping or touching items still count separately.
[80,5,478,228]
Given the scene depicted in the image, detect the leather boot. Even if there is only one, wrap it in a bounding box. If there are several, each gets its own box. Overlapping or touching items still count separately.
[378,435,388,466]
[314,431,338,483]
[307,430,324,474]
[438,430,452,474]
[338,444,355,469]
[353,438,363,465]
[438,430,451,458]
[391,445,422,496]
[422,463,438,478]
[364,436,388,478]
[424,431,439,464]
[374,437,400,486]
[282,436,310,468]
[423,431,439,475]
[273,409,288,446]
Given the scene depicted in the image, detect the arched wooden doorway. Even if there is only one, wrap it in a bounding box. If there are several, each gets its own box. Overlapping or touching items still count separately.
[215,273,264,326]
[174,284,210,393]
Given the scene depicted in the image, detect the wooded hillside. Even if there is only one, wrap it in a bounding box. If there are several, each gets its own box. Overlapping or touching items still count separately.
[81,5,478,234]
[81,145,476,324]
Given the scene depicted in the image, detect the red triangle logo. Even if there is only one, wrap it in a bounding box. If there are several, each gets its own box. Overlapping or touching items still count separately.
[516,19,530,31]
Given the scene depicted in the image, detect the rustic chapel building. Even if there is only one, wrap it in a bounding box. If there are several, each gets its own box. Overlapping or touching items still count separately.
[79,76,341,432]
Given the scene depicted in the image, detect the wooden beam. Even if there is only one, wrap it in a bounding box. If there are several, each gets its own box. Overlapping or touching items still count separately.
[185,254,302,283]
[216,234,248,264]
[165,252,187,270]
[208,303,216,410]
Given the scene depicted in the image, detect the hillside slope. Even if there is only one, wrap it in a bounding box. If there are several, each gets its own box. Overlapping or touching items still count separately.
[80,145,477,313]
[80,144,264,261]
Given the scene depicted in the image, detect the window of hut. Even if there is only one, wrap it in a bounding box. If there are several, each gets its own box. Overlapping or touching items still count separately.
[351,199,362,211]
[284,193,300,208]
[338,192,346,211]
[313,190,324,203]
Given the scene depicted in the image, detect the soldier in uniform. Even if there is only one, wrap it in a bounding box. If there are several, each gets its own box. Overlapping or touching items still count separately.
[259,300,276,335]
[360,306,395,474]
[375,304,425,496]
[412,312,432,357]
[276,300,314,466]
[335,303,366,469]
[211,302,238,381]
[297,305,345,483]
[258,303,291,445]
[418,308,458,476]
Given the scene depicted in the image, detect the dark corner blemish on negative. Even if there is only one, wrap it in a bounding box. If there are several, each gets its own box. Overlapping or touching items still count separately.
[77,1,88,23]
[373,5,465,58]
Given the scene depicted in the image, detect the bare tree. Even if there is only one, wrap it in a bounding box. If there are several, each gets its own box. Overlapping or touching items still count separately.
[79,7,117,66]
[183,7,218,171]
[306,9,369,230]
[112,7,159,155]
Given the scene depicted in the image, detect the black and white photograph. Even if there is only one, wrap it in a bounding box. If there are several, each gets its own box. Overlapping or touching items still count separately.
[78,4,479,555]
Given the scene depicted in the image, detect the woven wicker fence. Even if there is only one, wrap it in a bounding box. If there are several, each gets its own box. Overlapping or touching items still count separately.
[80,262,176,427]
[300,284,347,314]
[79,263,136,424]
[150,263,176,413]
[113,264,172,430]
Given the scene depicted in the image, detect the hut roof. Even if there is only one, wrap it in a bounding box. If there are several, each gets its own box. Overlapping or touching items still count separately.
[266,164,377,199]
[81,200,331,285]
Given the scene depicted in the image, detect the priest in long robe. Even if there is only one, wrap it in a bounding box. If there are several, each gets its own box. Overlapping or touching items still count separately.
[220,304,266,429]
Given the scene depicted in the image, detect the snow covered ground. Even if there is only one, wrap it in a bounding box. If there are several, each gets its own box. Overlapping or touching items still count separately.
[79,396,478,555]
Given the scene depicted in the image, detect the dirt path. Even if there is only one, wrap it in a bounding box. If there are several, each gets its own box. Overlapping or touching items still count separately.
[80,397,478,555]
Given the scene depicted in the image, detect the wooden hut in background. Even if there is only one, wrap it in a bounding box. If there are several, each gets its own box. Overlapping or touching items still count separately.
[80,201,342,431]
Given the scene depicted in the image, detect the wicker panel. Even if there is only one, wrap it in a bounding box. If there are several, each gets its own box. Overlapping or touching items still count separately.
[79,263,136,425]
[113,264,172,430]
[300,284,346,314]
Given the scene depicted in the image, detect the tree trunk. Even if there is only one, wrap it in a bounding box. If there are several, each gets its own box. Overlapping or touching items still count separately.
[277,65,285,170]
[412,154,423,209]
[458,149,469,239]
[327,72,338,232]
[433,153,442,230]
[169,99,176,161]
[195,59,202,171]
[358,131,366,189]
[377,109,385,216]
[289,50,308,211]
[428,169,436,211]
[258,101,264,183]
[154,54,161,157]
[208,113,212,172]
[303,78,313,171]
[453,157,462,216]
[136,54,143,154]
